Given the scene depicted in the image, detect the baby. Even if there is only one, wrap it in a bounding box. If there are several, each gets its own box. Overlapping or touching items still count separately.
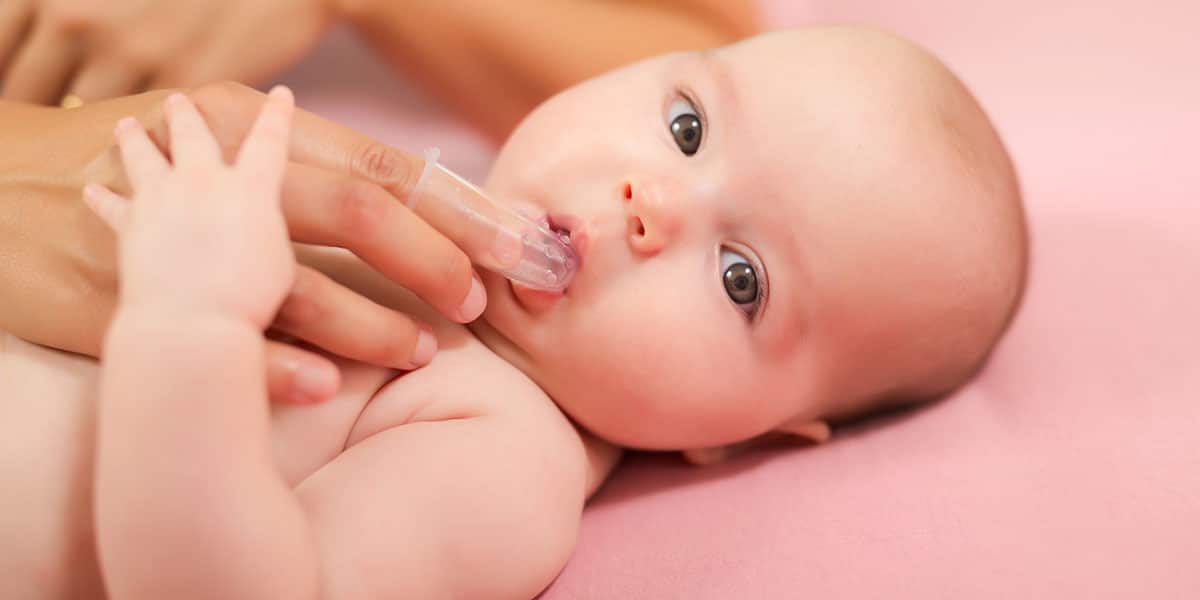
[0,26,1026,599]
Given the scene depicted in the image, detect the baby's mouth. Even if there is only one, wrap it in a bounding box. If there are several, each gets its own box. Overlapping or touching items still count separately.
[509,213,583,311]
[546,218,571,244]
[545,213,587,268]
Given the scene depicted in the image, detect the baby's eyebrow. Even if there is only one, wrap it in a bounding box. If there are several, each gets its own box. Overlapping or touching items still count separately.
[704,50,744,107]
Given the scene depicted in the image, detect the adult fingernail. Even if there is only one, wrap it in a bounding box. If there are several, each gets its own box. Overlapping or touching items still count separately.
[490,228,523,268]
[456,277,486,322]
[411,328,436,367]
[294,363,338,402]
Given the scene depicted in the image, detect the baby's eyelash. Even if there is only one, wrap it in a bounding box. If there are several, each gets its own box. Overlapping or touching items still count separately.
[675,88,707,129]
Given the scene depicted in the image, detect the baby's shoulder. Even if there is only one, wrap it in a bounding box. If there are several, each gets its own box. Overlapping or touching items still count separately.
[347,325,586,462]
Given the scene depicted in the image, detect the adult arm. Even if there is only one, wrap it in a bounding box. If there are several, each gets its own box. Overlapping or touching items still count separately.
[341,0,760,139]
[0,0,758,139]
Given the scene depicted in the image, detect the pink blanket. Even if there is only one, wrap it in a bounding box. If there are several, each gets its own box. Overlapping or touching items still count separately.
[275,2,1200,596]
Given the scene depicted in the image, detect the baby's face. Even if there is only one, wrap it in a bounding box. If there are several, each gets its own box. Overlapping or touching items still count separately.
[476,28,1022,450]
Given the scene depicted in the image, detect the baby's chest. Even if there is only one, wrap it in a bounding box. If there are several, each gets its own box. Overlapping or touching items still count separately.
[0,330,393,491]
[269,360,400,485]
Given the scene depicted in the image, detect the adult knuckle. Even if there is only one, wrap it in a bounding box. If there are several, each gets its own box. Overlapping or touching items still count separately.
[186,81,258,154]
[189,80,251,113]
[351,142,412,184]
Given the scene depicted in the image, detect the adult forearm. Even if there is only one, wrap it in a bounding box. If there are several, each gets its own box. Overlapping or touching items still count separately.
[94,311,318,599]
[341,0,751,140]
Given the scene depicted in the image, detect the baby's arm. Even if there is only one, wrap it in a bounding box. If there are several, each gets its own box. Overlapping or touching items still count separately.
[98,315,318,598]
[294,394,588,598]
[90,89,320,599]
[90,90,590,599]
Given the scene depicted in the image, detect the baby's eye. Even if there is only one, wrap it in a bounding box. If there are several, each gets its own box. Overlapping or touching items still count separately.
[666,97,703,156]
[720,247,761,318]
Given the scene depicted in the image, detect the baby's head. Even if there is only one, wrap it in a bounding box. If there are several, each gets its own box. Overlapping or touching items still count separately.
[474,26,1027,452]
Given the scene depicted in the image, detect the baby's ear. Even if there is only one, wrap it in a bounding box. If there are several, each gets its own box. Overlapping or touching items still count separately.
[681,446,736,466]
[775,416,832,444]
[682,419,831,466]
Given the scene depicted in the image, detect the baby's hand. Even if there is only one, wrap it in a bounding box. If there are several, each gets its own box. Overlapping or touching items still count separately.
[83,87,296,329]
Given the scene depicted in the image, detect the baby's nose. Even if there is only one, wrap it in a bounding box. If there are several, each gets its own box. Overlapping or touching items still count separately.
[622,176,684,255]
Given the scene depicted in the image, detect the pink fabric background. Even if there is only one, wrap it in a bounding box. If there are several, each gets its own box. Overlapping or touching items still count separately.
[275,1,1200,597]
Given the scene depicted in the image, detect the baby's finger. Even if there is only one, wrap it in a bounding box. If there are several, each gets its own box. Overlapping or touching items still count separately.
[264,340,341,404]
[236,85,295,191]
[163,92,223,167]
[81,183,130,232]
[114,117,169,188]
[273,265,437,370]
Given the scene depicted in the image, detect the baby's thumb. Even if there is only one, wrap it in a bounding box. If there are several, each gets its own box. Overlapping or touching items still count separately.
[82,184,130,232]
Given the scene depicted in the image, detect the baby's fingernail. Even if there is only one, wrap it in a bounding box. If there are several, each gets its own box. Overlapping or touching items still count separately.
[268,85,294,102]
[114,117,138,134]
[294,363,338,402]
[165,93,187,108]
[411,328,436,367]
[456,277,486,322]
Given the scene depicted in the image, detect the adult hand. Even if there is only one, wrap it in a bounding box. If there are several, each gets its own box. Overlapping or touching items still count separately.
[0,0,332,104]
[0,82,489,403]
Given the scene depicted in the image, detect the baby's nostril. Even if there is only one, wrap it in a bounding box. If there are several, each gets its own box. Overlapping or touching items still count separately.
[623,183,633,200]
[631,216,645,238]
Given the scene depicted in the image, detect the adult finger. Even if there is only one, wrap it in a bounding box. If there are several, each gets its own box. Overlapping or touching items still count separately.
[162,92,223,166]
[0,0,32,79]
[189,81,424,188]
[236,85,294,191]
[281,163,485,323]
[273,265,437,370]
[404,149,526,270]
[190,82,519,272]
[113,117,169,189]
[66,58,146,103]
[264,340,341,404]
[1,23,78,103]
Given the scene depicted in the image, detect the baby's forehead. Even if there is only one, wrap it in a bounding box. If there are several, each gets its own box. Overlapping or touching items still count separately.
[715,28,953,134]
[707,31,968,205]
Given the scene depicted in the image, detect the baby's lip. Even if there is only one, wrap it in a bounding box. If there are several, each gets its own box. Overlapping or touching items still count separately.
[509,211,586,311]
[511,279,564,312]
[547,212,588,268]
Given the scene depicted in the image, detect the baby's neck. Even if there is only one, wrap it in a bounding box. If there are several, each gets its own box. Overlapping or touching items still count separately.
[465,316,538,383]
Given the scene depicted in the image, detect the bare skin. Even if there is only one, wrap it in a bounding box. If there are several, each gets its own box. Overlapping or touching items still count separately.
[0,27,1026,599]
[0,279,619,599]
